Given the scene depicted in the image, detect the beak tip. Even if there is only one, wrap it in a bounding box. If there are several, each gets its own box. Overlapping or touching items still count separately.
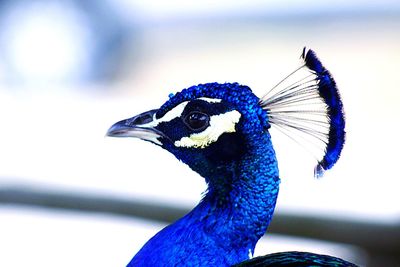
[105,130,113,138]
[106,119,129,137]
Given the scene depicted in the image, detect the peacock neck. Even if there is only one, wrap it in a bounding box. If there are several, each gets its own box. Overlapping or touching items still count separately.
[129,133,280,266]
[193,132,280,253]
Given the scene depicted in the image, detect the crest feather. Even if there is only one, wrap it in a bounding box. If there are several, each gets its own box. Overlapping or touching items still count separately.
[259,48,345,178]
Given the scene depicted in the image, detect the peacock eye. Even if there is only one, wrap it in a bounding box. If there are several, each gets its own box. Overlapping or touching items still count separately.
[184,111,210,131]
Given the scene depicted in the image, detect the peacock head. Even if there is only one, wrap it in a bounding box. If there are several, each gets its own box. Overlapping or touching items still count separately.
[107,48,345,179]
[107,83,271,179]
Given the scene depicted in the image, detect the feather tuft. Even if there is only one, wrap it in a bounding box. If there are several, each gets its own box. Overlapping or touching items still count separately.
[260,48,345,178]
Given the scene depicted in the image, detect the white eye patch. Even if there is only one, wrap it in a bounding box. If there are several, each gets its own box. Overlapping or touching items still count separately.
[174,110,241,149]
[197,97,222,103]
[140,101,189,128]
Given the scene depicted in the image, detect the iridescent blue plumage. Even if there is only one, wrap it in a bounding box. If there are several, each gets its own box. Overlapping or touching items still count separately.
[106,49,352,266]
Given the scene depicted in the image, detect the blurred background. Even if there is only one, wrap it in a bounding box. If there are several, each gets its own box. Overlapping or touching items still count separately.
[0,1,399,266]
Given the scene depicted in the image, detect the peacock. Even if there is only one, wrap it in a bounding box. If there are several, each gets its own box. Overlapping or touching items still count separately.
[107,48,356,266]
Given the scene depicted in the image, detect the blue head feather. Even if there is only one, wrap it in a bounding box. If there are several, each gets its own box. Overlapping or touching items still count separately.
[157,82,270,131]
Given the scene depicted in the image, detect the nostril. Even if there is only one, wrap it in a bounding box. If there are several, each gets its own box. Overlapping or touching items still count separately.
[131,109,158,125]
[134,115,151,124]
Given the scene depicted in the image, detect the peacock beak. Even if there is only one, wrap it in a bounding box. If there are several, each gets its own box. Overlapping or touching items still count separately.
[106,109,166,145]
